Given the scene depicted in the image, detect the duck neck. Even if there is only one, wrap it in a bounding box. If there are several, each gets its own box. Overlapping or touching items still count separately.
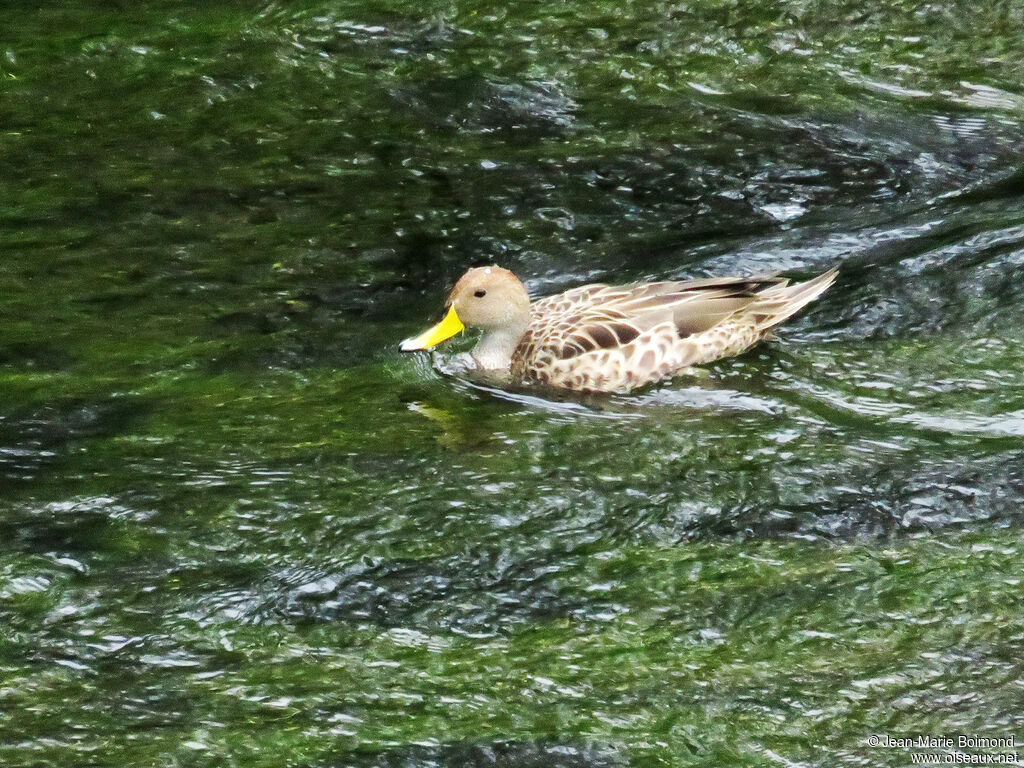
[472,317,529,370]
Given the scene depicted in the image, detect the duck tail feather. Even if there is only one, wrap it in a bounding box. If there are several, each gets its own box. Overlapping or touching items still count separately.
[753,266,838,330]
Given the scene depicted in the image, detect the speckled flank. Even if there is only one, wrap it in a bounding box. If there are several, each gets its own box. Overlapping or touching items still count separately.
[689,318,761,365]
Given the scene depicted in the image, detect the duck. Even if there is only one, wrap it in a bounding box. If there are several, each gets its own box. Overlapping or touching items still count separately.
[400,265,837,393]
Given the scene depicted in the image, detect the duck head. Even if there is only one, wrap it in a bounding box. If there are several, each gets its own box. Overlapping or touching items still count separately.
[399,266,531,369]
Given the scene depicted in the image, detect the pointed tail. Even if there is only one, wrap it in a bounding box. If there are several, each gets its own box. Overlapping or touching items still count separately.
[752,266,838,331]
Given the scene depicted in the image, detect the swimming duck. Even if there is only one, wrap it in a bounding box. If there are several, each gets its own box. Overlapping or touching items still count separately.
[400,265,837,393]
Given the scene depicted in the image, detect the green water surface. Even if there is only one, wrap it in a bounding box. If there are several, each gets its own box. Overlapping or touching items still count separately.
[2,1,1024,766]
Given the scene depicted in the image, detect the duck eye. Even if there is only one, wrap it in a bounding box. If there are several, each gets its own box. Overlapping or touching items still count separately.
[474,290,487,298]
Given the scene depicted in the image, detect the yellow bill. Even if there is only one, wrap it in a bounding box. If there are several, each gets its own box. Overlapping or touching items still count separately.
[399,305,465,351]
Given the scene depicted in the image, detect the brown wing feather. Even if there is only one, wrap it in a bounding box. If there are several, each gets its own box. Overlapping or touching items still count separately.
[523,275,794,364]
[600,276,788,340]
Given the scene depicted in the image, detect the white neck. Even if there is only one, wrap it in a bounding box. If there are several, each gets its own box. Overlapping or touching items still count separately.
[471,321,528,370]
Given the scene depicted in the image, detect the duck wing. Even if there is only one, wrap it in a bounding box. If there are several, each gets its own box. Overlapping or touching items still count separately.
[526,276,790,361]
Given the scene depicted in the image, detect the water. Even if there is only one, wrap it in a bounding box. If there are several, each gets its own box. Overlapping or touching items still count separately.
[2,1,1024,766]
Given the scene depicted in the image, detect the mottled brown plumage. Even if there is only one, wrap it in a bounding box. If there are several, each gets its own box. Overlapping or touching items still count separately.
[400,265,838,393]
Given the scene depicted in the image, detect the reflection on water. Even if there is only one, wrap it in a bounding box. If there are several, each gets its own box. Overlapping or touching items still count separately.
[3,0,1024,766]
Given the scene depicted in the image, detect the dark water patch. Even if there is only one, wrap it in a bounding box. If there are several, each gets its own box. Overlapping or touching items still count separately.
[818,451,1024,537]
[830,231,1024,340]
[690,450,1024,541]
[0,495,171,572]
[389,74,577,138]
[0,397,149,490]
[272,547,592,633]
[0,342,74,372]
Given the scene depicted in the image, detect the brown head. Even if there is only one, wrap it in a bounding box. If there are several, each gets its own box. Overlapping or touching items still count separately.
[444,266,530,330]
[400,266,531,352]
